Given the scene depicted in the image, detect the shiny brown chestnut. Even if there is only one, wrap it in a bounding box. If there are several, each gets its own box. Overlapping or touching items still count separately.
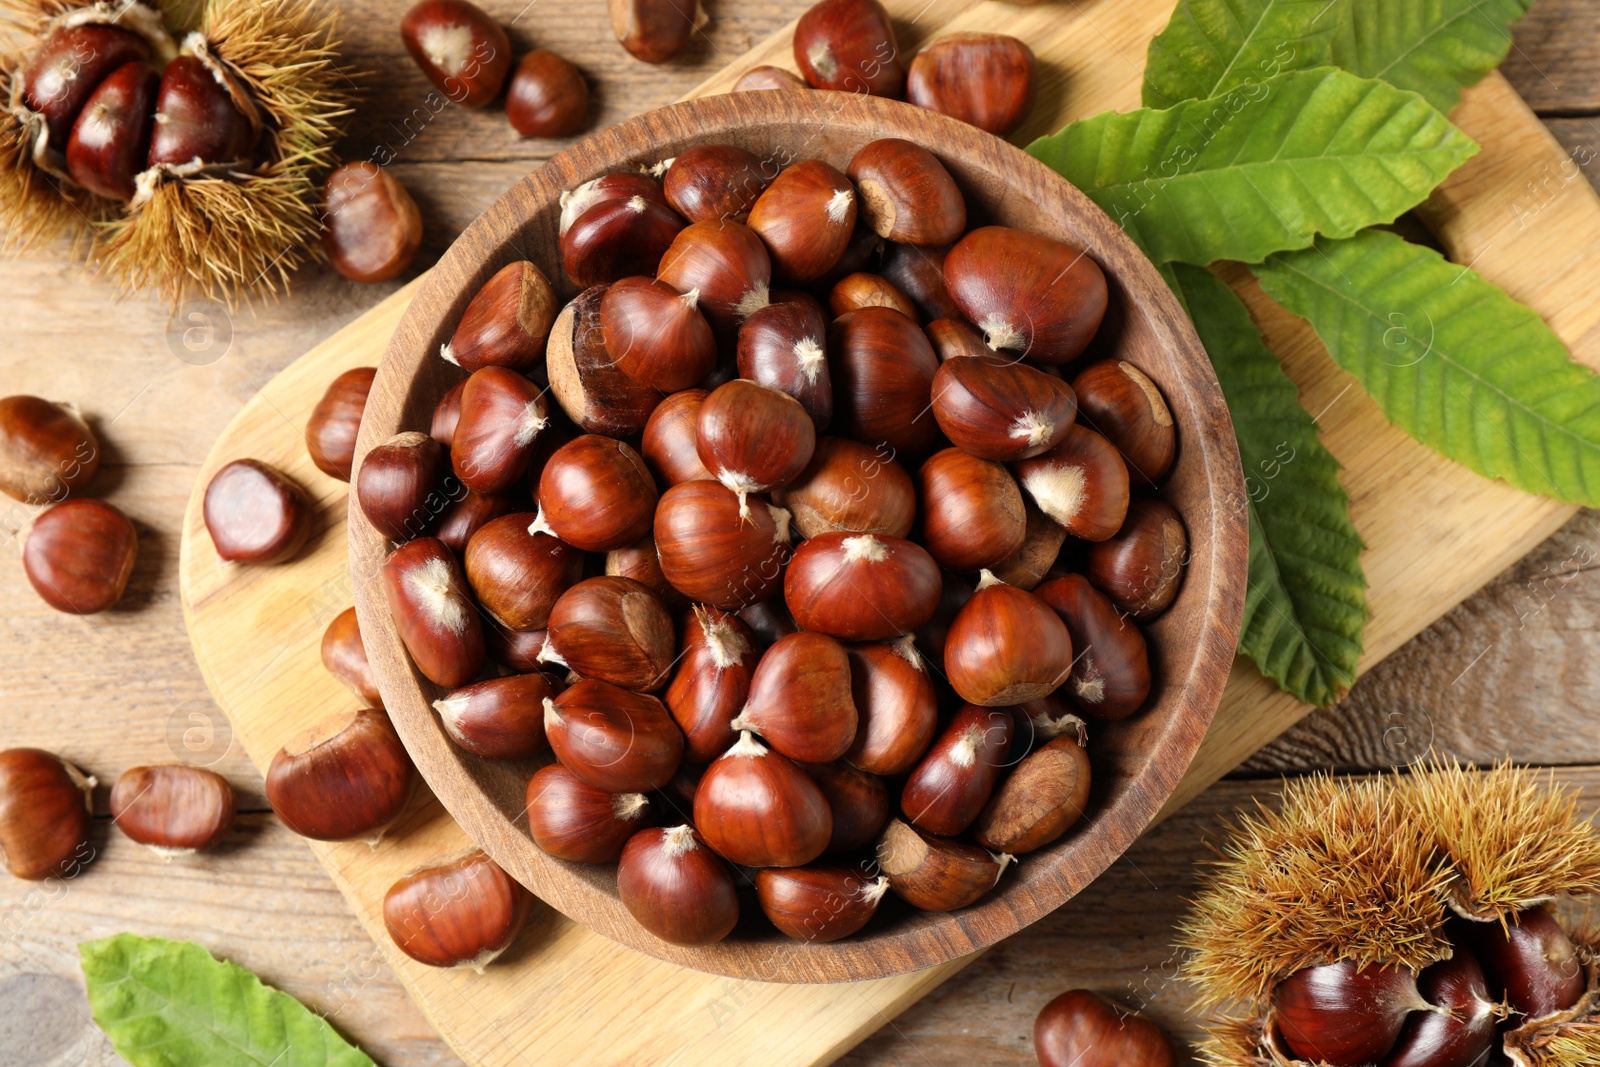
[732,631,858,764]
[1034,990,1176,1067]
[1384,949,1498,1067]
[654,480,792,610]
[756,864,890,942]
[665,606,756,764]
[0,749,94,880]
[663,144,771,224]
[544,678,683,792]
[464,514,582,631]
[444,261,558,372]
[533,434,657,552]
[305,368,375,481]
[735,294,832,430]
[203,459,313,565]
[772,437,915,540]
[829,306,940,457]
[618,825,739,945]
[540,576,675,692]
[434,487,517,556]
[845,638,938,775]
[380,537,486,688]
[917,447,1027,572]
[321,606,384,709]
[322,162,423,283]
[265,707,415,842]
[0,395,100,504]
[1085,497,1188,620]
[66,60,157,201]
[606,535,688,612]
[110,764,235,856]
[1033,574,1150,720]
[803,760,890,855]
[882,242,959,322]
[694,732,833,867]
[558,172,670,236]
[945,226,1108,364]
[907,33,1036,137]
[600,276,716,391]
[432,673,556,759]
[846,139,966,247]
[748,160,858,283]
[901,703,1014,836]
[657,218,774,337]
[147,55,256,168]
[1013,423,1130,542]
[400,0,512,108]
[1271,962,1431,1067]
[506,49,589,138]
[609,0,702,64]
[990,500,1066,591]
[1457,906,1587,1021]
[546,285,662,437]
[784,531,942,640]
[1071,360,1177,486]
[526,763,651,863]
[384,851,531,970]
[875,818,1012,912]
[21,24,151,162]
[932,355,1078,462]
[697,379,816,513]
[733,65,807,92]
[945,571,1073,706]
[23,498,137,614]
[641,388,715,485]
[451,367,549,494]
[828,272,917,319]
[972,735,1089,853]
[924,316,987,361]
[358,431,448,542]
[561,193,685,288]
[793,0,905,97]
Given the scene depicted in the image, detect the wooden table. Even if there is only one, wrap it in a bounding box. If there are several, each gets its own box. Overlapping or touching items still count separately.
[0,2,1596,1063]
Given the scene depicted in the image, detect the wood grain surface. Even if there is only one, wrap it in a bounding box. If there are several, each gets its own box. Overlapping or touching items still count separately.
[0,1,1596,1065]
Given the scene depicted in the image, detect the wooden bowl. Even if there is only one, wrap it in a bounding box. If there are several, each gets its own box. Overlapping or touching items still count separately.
[351,91,1247,983]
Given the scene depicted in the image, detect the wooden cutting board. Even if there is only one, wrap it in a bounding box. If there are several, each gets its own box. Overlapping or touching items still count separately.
[176,0,1600,1063]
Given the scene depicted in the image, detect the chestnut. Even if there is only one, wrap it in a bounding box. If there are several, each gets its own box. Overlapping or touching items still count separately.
[697,379,816,513]
[734,65,807,92]
[803,760,890,855]
[506,49,589,138]
[694,732,832,867]
[384,851,531,970]
[400,0,512,109]
[110,765,235,856]
[1457,906,1587,1020]
[1013,423,1130,543]
[845,638,938,775]
[0,395,100,502]
[541,576,676,692]
[561,193,685,288]
[21,24,151,163]
[906,34,1035,137]
[972,735,1089,853]
[882,242,959,322]
[756,864,889,942]
[433,673,556,760]
[526,763,651,863]
[435,487,517,555]
[829,306,940,457]
[321,606,384,709]
[772,437,914,540]
[147,55,256,168]
[444,261,558,372]
[66,60,158,201]
[944,226,1108,364]
[558,172,669,236]
[901,703,1014,836]
[945,571,1073,706]
[784,531,942,640]
[917,447,1027,572]
[735,294,832,431]
[600,275,717,391]
[605,535,688,611]
[265,707,415,842]
[654,480,792,610]
[934,356,1077,463]
[610,0,701,64]
[924,316,987,361]
[546,285,663,437]
[990,501,1066,591]
[322,162,423,283]
[1033,990,1176,1067]
[544,678,683,792]
[641,388,715,485]
[875,818,1012,911]
[792,0,905,97]
[1084,497,1188,620]
[23,498,137,614]
[657,218,773,338]
[1033,574,1150,720]
[1271,962,1430,1066]
[748,160,858,283]
[731,631,859,764]
[305,368,375,481]
[1071,360,1177,486]
[533,434,657,552]
[828,273,916,320]
[357,431,447,543]
[0,749,94,880]
[431,379,465,447]
[380,537,486,688]
[617,825,739,945]
[1385,949,1498,1067]
[203,459,313,565]
[451,367,549,494]
[462,514,580,631]
[665,606,756,764]
[846,139,966,247]
[663,144,770,224]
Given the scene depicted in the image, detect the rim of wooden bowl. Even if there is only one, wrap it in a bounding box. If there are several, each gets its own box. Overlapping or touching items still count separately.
[351,90,1247,984]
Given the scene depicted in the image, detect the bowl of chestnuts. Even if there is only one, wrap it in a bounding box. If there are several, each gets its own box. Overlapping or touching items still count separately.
[346,88,1247,982]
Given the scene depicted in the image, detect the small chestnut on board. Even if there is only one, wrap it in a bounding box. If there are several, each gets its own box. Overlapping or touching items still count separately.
[304,367,375,482]
[384,850,531,970]
[321,606,384,709]
[203,459,314,565]
[265,708,416,843]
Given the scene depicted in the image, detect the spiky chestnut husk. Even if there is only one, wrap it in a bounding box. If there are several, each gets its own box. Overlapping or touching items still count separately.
[0,0,353,305]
